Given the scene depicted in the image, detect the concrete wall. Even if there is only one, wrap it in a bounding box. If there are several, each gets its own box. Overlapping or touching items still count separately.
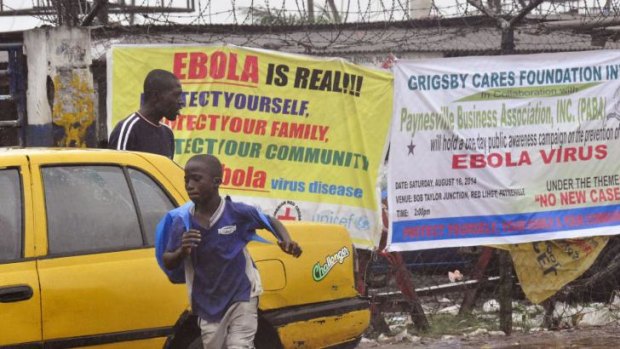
[24,26,96,147]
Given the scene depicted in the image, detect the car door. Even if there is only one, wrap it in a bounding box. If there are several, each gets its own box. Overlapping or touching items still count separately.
[30,154,188,347]
[0,154,42,347]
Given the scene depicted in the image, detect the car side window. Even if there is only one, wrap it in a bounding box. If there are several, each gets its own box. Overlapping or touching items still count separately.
[42,166,142,255]
[128,168,175,246]
[0,169,22,261]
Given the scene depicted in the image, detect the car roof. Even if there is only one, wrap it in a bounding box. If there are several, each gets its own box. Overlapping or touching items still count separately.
[0,147,164,159]
[0,147,130,156]
[0,147,181,167]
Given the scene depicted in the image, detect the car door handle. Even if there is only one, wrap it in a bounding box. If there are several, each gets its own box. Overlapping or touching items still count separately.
[0,285,33,303]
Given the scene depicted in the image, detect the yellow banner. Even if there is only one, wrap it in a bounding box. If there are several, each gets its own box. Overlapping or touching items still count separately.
[108,45,393,246]
[500,237,608,304]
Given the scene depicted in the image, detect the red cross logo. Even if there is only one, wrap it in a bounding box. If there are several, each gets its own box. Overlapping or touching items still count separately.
[274,201,302,221]
[277,207,297,221]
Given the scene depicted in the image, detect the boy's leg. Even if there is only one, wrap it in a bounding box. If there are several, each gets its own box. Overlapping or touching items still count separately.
[198,317,226,349]
[225,297,259,349]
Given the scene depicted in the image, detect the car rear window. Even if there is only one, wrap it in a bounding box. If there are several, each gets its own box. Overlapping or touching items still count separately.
[0,169,22,261]
[42,166,143,255]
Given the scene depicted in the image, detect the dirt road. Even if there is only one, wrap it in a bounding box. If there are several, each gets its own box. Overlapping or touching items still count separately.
[357,323,620,348]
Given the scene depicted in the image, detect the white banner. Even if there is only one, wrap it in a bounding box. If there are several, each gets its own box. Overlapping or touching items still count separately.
[388,50,620,251]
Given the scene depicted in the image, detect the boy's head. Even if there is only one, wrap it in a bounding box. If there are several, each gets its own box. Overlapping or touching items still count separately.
[184,155,223,203]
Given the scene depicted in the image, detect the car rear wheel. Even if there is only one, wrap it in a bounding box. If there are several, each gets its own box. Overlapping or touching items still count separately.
[164,312,200,349]
[187,337,202,349]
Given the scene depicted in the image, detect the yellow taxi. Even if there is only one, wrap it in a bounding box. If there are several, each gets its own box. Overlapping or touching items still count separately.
[0,148,369,348]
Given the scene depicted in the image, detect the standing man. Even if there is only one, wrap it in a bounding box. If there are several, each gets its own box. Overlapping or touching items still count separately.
[108,69,183,159]
[162,154,302,349]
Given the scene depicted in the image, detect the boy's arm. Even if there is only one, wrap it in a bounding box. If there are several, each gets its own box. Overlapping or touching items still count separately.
[267,216,302,258]
[162,249,183,270]
[163,229,201,269]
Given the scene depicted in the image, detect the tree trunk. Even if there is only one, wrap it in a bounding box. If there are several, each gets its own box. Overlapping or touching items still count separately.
[50,0,81,26]
[500,27,515,54]
[499,250,513,335]
[389,252,430,332]
[326,0,341,23]
[307,0,314,23]
[459,247,494,315]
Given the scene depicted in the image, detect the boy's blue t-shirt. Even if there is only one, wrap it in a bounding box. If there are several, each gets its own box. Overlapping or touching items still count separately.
[165,196,278,322]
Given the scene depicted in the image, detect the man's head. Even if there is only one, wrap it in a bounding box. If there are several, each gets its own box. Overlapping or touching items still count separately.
[143,69,183,121]
[184,154,223,204]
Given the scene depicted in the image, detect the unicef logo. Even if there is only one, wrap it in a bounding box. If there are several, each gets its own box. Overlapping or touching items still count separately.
[354,216,370,231]
[312,211,371,231]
